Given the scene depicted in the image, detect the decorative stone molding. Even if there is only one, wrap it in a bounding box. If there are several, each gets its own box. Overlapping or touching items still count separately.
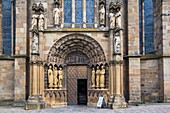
[44,89,67,107]
[47,34,106,64]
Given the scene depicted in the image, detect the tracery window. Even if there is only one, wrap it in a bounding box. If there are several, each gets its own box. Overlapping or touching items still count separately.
[64,0,94,26]
[75,0,83,23]
[86,0,94,24]
[64,0,72,23]
[139,0,154,54]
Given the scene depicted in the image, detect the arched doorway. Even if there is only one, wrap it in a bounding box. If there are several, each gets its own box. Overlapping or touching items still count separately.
[46,34,108,106]
[65,51,89,105]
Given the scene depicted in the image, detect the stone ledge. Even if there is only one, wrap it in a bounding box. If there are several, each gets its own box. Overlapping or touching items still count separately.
[12,55,29,58]
[13,101,25,107]
[44,28,109,32]
[0,99,14,106]
[141,54,159,60]
[0,55,14,60]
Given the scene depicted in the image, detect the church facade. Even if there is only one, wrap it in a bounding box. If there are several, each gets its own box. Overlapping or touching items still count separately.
[0,0,170,109]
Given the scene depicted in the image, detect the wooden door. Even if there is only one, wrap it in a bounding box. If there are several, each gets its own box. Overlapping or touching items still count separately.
[67,66,87,105]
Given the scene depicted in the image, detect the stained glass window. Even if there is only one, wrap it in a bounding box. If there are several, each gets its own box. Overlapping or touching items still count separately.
[64,0,72,23]
[144,0,154,54]
[139,0,143,54]
[75,0,83,23]
[2,0,12,54]
[139,0,154,54]
[86,0,94,24]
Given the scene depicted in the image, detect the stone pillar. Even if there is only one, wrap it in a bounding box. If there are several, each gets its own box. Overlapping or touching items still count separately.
[109,30,114,95]
[0,2,2,55]
[83,0,86,28]
[128,0,141,103]
[72,0,75,28]
[94,0,98,28]
[108,1,127,108]
[61,0,64,28]
[13,0,28,106]
[112,55,127,108]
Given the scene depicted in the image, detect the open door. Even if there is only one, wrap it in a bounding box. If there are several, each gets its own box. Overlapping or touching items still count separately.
[77,79,87,105]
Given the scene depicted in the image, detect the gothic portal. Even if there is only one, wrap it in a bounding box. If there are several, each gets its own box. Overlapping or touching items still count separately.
[0,0,170,110]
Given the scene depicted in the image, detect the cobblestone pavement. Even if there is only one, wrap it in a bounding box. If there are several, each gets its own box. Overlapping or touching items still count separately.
[0,104,170,113]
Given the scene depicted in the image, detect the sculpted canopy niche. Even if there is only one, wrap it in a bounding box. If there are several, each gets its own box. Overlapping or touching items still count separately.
[47,34,106,64]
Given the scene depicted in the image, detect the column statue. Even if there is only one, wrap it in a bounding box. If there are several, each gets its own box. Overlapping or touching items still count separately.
[100,65,105,88]
[96,66,100,88]
[32,30,39,54]
[109,9,116,29]
[91,67,96,88]
[30,14,39,30]
[38,14,45,31]
[48,65,54,88]
[99,4,105,27]
[53,4,61,27]
[115,7,121,29]
[58,67,63,88]
[53,67,59,88]
[114,33,121,54]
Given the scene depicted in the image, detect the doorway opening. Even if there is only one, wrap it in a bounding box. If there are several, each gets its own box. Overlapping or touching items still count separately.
[77,79,87,105]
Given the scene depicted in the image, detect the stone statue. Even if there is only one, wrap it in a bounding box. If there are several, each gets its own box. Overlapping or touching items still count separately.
[53,4,61,27]
[48,65,54,88]
[53,67,59,88]
[114,34,121,53]
[32,31,39,54]
[58,67,63,88]
[30,14,39,30]
[109,9,116,29]
[115,7,121,29]
[100,65,105,88]
[38,14,45,31]
[91,67,96,88]
[96,66,100,88]
[99,4,105,27]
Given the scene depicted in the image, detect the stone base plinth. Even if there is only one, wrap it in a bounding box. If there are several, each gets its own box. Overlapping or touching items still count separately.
[112,95,128,109]
[25,102,45,110]
[25,95,45,110]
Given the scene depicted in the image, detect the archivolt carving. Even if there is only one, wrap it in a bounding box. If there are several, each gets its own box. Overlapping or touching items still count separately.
[47,34,106,64]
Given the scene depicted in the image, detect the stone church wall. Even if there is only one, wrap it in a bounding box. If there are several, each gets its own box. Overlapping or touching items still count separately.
[141,59,160,103]
[0,60,14,104]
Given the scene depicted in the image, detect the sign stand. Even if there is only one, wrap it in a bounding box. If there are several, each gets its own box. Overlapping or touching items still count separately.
[97,97,107,108]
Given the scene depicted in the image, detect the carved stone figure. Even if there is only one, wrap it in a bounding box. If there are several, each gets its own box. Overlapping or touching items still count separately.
[115,8,121,29]
[100,65,105,88]
[48,65,54,88]
[38,14,45,31]
[58,67,63,88]
[96,66,100,88]
[109,9,116,29]
[53,4,61,27]
[99,4,105,27]
[91,67,96,88]
[30,14,39,30]
[114,34,121,53]
[32,30,39,54]
[53,67,58,88]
